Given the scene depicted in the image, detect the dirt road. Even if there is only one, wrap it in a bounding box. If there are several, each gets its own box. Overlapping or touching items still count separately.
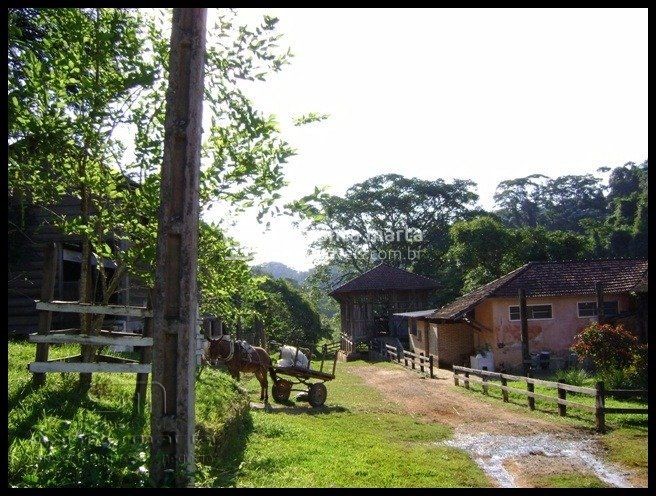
[349,363,645,488]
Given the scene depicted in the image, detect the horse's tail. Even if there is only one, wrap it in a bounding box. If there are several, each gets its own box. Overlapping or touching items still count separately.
[268,366,278,383]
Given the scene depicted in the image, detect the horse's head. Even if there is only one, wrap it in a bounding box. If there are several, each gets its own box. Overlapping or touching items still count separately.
[208,335,235,362]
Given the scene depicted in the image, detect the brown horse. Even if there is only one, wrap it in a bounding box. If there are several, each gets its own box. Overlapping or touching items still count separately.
[205,335,276,403]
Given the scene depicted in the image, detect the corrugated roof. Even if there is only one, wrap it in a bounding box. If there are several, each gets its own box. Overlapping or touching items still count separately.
[393,309,438,318]
[329,263,439,296]
[433,258,648,320]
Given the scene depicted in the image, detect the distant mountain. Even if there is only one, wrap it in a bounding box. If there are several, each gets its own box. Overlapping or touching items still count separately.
[253,262,311,283]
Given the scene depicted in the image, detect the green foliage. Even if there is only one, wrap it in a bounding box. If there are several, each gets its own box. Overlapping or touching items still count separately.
[254,276,330,348]
[288,173,478,288]
[553,368,589,387]
[8,7,322,307]
[9,341,247,488]
[446,215,590,293]
[570,323,639,373]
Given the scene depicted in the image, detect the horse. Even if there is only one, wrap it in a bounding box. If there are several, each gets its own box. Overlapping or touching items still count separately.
[204,335,277,403]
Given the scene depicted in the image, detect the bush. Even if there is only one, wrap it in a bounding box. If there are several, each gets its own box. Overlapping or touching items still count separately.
[554,368,589,386]
[571,323,638,372]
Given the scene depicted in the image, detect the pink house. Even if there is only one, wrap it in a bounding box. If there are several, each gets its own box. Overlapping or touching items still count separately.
[396,259,648,373]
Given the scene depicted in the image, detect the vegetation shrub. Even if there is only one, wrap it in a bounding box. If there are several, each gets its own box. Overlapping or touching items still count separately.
[571,323,638,371]
[571,323,647,389]
[554,368,589,386]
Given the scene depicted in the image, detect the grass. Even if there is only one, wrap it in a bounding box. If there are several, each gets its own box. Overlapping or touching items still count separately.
[202,360,491,488]
[532,473,609,488]
[8,340,246,487]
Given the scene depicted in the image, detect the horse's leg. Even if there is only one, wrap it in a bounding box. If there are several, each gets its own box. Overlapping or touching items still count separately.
[257,368,268,403]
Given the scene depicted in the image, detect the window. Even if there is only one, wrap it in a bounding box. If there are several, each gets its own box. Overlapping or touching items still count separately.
[410,318,418,336]
[509,304,553,321]
[578,301,619,318]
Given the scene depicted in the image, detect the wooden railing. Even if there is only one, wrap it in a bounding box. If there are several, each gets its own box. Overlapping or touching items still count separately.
[452,365,648,432]
[384,344,435,379]
[340,333,355,355]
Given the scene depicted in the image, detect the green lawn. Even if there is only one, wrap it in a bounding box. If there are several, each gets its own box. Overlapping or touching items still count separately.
[8,341,246,487]
[200,360,491,488]
[532,473,609,488]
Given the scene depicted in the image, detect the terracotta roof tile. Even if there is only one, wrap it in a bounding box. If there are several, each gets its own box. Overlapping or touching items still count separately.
[433,258,648,320]
[329,263,439,296]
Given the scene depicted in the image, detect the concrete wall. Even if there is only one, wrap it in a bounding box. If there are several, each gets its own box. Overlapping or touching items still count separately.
[472,293,632,372]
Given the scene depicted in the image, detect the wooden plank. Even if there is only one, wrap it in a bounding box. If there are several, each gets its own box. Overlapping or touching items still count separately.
[29,333,153,347]
[33,242,59,387]
[35,300,153,318]
[29,362,151,373]
[95,353,139,364]
[603,407,648,414]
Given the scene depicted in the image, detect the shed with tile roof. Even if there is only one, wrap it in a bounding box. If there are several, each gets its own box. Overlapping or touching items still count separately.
[329,263,439,351]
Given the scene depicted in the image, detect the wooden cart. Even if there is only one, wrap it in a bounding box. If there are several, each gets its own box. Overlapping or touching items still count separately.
[271,341,340,407]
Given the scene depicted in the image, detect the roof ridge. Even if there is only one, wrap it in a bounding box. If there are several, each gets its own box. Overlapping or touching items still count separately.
[530,257,648,264]
[328,262,439,295]
[430,262,532,319]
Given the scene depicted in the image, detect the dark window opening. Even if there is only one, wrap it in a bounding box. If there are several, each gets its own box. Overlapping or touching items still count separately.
[509,304,553,321]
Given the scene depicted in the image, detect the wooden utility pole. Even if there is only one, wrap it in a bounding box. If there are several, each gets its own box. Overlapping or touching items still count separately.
[595,281,605,324]
[150,8,207,488]
[518,289,530,376]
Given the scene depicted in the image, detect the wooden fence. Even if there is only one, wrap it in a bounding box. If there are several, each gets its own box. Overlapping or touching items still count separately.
[452,365,648,432]
[384,344,435,379]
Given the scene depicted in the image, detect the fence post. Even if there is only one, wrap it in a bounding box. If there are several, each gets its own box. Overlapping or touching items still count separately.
[429,355,434,379]
[419,352,425,374]
[482,372,488,395]
[527,372,535,410]
[411,353,416,370]
[557,381,567,416]
[33,242,59,387]
[501,375,508,402]
[595,381,606,433]
[464,371,470,389]
[404,352,408,367]
[454,368,459,386]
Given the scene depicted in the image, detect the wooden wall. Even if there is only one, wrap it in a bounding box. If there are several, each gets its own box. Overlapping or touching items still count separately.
[336,289,432,340]
[8,195,148,336]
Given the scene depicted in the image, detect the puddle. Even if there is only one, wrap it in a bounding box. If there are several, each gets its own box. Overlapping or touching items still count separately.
[441,432,632,488]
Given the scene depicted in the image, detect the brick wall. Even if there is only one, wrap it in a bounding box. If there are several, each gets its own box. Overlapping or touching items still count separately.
[436,323,474,368]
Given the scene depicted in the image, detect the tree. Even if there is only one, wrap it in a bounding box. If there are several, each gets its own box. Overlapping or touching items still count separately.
[288,173,478,285]
[571,322,638,372]
[493,174,547,228]
[8,8,322,327]
[447,215,591,294]
[253,276,330,349]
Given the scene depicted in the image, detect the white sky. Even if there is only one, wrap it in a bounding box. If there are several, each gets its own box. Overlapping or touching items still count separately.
[202,8,648,272]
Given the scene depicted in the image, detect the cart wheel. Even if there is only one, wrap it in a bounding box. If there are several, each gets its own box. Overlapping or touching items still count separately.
[272,379,292,403]
[308,382,327,407]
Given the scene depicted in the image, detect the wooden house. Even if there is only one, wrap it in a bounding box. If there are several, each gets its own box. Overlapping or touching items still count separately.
[329,263,439,352]
[8,193,148,337]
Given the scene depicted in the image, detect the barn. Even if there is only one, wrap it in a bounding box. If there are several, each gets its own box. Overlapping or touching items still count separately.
[329,263,439,357]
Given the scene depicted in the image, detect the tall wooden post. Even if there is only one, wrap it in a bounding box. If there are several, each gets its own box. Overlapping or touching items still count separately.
[150,8,207,488]
[595,281,605,324]
[134,292,154,414]
[33,242,59,387]
[518,289,530,376]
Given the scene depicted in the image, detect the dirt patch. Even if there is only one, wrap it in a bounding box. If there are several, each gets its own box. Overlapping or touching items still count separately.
[350,364,575,436]
[349,363,644,488]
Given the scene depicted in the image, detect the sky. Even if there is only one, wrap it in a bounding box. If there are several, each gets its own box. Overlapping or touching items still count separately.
[203,8,648,272]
